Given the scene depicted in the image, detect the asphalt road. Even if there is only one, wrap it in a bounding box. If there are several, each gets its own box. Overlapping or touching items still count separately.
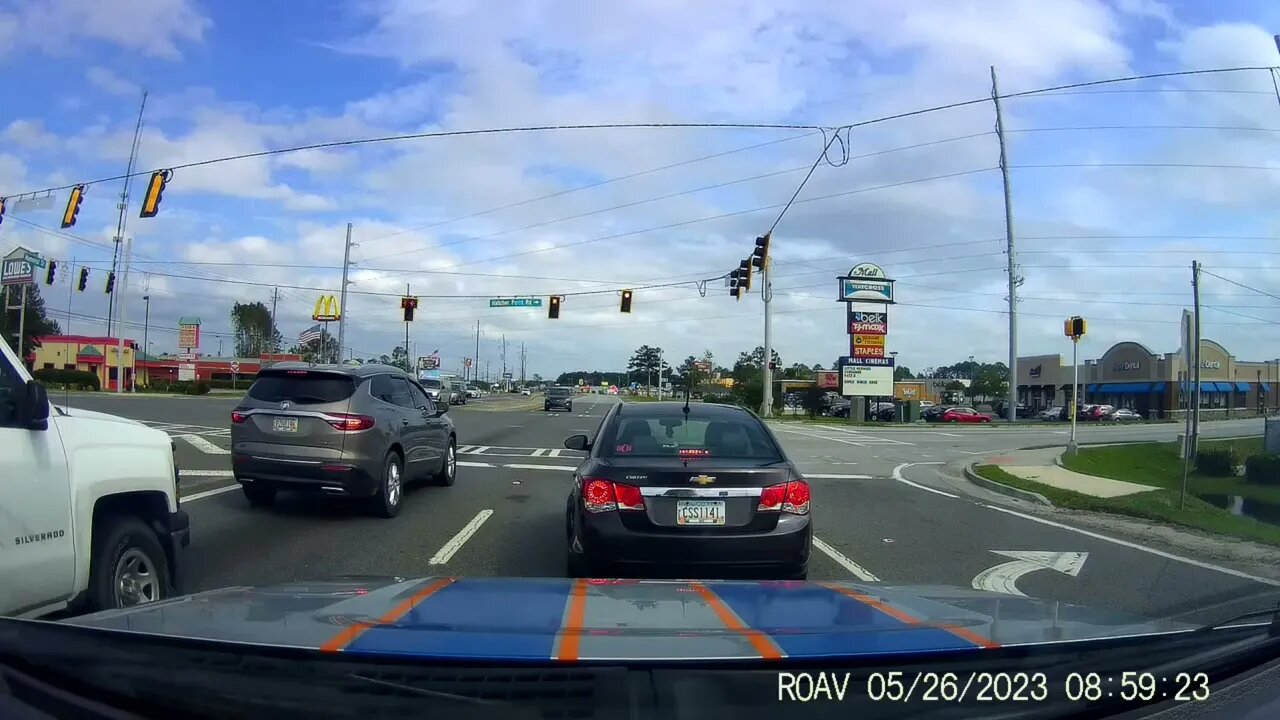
[57,391,1280,627]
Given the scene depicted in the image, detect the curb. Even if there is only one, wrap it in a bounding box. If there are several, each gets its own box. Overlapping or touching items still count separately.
[963,463,1052,506]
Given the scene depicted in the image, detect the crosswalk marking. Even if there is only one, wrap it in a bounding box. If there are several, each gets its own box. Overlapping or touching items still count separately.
[531,448,547,456]
[177,434,231,455]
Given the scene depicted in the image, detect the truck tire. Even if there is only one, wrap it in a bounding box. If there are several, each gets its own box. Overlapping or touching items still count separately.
[87,516,172,612]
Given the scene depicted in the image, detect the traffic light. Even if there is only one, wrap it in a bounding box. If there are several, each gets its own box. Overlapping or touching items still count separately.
[548,295,561,319]
[1064,316,1087,339]
[729,269,742,300]
[78,268,88,292]
[104,271,116,294]
[0,196,6,228]
[61,184,85,228]
[401,296,419,322]
[751,232,771,269]
[139,169,171,218]
[45,261,57,285]
[620,289,633,313]
[739,259,752,292]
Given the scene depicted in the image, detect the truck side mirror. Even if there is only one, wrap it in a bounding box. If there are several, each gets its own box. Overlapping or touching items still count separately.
[18,380,50,430]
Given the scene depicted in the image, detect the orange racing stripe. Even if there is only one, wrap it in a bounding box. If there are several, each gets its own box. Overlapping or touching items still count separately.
[820,582,1000,649]
[319,577,455,653]
[690,582,785,660]
[554,578,590,661]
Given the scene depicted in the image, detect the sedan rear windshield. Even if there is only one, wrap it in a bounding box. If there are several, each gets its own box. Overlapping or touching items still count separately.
[548,387,572,396]
[603,415,781,460]
[420,379,444,389]
[247,371,356,404]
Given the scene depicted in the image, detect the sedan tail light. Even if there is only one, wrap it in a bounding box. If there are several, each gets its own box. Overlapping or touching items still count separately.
[323,413,375,431]
[231,411,247,424]
[758,480,810,516]
[582,478,645,513]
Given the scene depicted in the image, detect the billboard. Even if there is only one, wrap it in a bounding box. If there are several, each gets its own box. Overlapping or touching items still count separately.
[1,247,36,287]
[840,363,893,396]
[816,370,840,389]
[313,295,341,322]
[177,316,201,350]
[848,309,887,335]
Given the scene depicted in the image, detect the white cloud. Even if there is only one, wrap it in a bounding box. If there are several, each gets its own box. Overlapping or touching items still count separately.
[85,66,140,96]
[1,120,56,150]
[0,0,210,61]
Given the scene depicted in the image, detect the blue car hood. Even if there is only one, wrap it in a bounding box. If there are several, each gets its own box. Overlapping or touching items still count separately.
[64,577,1195,662]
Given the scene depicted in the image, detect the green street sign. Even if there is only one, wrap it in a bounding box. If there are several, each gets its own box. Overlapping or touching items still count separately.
[22,252,46,268]
[489,298,543,308]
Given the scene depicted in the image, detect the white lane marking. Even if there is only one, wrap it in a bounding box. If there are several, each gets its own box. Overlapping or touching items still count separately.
[531,448,548,456]
[971,551,1089,597]
[457,445,478,453]
[180,470,234,477]
[805,473,874,479]
[429,509,494,565]
[178,434,231,455]
[934,432,964,437]
[474,446,492,454]
[890,462,959,498]
[771,427,866,447]
[982,504,1280,587]
[504,464,578,472]
[548,449,562,457]
[459,460,496,468]
[182,485,239,502]
[813,537,880,581]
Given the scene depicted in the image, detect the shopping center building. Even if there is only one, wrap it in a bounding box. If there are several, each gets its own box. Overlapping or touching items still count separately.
[1017,340,1279,419]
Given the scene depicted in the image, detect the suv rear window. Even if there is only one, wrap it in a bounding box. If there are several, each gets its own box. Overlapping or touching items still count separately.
[421,378,444,389]
[602,414,781,460]
[247,370,356,405]
[548,387,571,396]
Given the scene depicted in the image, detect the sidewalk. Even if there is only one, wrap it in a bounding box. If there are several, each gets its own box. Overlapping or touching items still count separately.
[971,447,1157,502]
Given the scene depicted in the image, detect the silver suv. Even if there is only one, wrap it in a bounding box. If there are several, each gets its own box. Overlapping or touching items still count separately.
[230,363,457,518]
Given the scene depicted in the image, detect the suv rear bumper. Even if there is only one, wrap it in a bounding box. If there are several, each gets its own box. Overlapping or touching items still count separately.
[232,455,380,497]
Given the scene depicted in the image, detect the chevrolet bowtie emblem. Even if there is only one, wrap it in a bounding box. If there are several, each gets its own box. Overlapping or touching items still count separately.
[690,474,716,485]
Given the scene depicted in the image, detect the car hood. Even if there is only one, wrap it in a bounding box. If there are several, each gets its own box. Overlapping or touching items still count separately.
[53,405,147,427]
[63,578,1196,662]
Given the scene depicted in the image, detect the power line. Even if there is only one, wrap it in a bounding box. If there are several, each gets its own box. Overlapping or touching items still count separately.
[1013,162,1280,172]
[1204,305,1280,325]
[1200,268,1280,303]
[1012,124,1280,135]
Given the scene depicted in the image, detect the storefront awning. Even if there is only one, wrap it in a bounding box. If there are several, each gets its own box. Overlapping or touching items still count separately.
[1235,381,1251,393]
[1094,382,1153,393]
[1264,383,1273,393]
[1087,384,1098,392]
[1179,381,1232,392]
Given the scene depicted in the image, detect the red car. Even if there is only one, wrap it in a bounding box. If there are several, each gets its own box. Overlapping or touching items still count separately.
[941,407,991,423]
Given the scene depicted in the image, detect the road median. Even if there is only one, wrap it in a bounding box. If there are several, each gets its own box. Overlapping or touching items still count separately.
[969,437,1280,547]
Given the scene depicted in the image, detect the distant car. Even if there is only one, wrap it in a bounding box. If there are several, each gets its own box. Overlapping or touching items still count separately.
[231,363,457,517]
[465,388,480,399]
[563,402,810,579]
[521,388,532,396]
[1038,406,1063,421]
[940,407,991,424]
[1104,407,1143,422]
[922,405,952,422]
[418,377,447,405]
[449,381,467,405]
[545,386,574,412]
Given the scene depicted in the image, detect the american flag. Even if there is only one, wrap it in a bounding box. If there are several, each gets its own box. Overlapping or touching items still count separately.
[298,324,323,344]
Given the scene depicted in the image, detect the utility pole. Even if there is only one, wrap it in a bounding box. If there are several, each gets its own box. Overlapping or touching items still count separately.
[108,91,148,338]
[474,320,480,385]
[520,342,526,385]
[991,66,1020,424]
[760,258,774,416]
[404,282,411,372]
[336,223,354,365]
[1191,261,1202,456]
[501,335,508,391]
[116,235,133,393]
[270,287,280,350]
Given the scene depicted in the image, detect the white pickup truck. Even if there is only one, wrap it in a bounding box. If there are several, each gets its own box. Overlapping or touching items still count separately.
[0,336,189,619]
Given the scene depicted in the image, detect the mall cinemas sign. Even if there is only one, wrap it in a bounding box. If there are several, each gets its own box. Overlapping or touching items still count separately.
[848,310,887,335]
[1113,361,1141,371]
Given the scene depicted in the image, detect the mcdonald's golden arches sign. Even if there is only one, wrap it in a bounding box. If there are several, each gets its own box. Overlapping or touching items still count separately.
[312,294,341,322]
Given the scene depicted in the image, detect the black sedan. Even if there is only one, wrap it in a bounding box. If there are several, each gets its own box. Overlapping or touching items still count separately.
[563,402,811,580]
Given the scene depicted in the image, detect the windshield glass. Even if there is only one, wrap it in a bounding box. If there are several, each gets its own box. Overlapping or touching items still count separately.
[247,371,356,404]
[420,379,443,389]
[604,414,782,460]
[548,387,571,396]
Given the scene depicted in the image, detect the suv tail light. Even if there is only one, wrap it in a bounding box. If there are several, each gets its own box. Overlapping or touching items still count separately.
[582,478,645,513]
[324,413,375,431]
[758,480,810,515]
[231,411,247,424]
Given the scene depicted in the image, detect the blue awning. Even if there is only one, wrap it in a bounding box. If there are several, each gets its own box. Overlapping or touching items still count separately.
[1152,383,1165,393]
[1235,381,1251,393]
[1180,381,1230,393]
[1264,383,1273,393]
[1087,384,1098,392]
[1094,382,1153,393]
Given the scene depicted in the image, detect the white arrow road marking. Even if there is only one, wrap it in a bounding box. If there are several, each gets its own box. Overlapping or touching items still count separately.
[972,550,1089,597]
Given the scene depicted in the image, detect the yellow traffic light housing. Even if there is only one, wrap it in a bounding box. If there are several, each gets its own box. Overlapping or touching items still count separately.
[620,289,633,313]
[105,271,116,294]
[1064,316,1086,339]
[61,185,85,228]
[139,169,172,218]
[739,259,752,292]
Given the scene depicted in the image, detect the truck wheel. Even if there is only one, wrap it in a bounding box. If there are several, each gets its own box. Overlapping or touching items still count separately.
[242,484,275,507]
[88,517,172,611]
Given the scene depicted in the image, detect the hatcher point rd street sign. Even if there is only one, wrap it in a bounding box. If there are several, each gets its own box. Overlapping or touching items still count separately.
[489,298,543,308]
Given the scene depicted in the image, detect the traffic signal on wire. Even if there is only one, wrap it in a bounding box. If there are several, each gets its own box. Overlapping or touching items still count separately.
[105,272,116,294]
[751,232,771,269]
[78,268,88,291]
[739,259,752,292]
[548,295,561,319]
[45,261,57,285]
[61,185,85,228]
[620,289,633,313]
[139,170,171,218]
[401,296,418,322]
[729,269,742,300]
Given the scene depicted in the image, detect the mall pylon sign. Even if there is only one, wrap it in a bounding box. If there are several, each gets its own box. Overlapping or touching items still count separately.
[837,263,895,397]
[312,294,341,322]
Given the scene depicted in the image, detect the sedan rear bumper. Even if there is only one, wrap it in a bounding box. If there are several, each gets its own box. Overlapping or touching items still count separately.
[577,510,811,569]
[232,454,380,497]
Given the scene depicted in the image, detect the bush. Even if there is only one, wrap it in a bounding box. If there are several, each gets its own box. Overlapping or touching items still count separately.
[31,368,101,390]
[1245,454,1280,486]
[1196,447,1238,477]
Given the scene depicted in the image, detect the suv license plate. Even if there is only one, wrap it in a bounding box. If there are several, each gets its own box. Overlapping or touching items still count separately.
[676,500,725,526]
[273,417,299,433]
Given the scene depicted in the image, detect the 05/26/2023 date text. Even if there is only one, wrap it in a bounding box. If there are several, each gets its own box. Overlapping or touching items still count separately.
[777,671,1212,704]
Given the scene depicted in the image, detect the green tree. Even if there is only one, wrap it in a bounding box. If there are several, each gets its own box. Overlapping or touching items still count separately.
[391,345,409,371]
[287,338,325,363]
[0,283,61,363]
[893,365,914,381]
[230,301,283,358]
[780,362,812,380]
[627,345,663,385]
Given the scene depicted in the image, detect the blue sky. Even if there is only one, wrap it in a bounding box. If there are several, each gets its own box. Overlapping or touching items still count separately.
[2,0,1280,377]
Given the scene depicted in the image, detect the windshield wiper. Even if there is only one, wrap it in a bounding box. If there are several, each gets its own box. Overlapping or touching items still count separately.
[1194,602,1280,636]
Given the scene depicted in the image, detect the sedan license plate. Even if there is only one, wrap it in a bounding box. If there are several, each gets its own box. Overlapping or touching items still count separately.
[676,500,725,526]
[272,417,299,433]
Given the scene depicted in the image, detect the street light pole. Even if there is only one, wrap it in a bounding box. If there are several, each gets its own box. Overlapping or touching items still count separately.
[139,294,150,392]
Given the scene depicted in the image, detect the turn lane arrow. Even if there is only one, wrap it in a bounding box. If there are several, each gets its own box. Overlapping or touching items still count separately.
[971,550,1089,597]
